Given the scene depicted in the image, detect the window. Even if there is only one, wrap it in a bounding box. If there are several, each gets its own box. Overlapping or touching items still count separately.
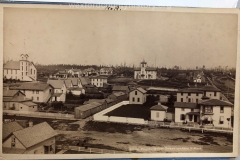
[214,92,217,96]
[204,91,206,96]
[188,93,191,96]
[49,89,52,93]
[32,97,34,100]
[20,107,22,109]
[191,109,194,112]
[210,94,211,97]
[37,97,39,101]
[188,98,191,102]
[31,69,32,74]
[205,106,212,113]
[220,106,224,113]
[180,114,185,120]
[22,66,23,70]
[181,108,185,111]
[189,115,193,121]
[181,92,183,96]
[156,112,159,118]
[11,137,16,147]
[26,72,27,76]
[181,98,183,102]
[135,91,137,95]
[132,97,135,102]
[219,116,224,124]
[36,90,39,94]
[196,99,198,103]
[196,93,199,96]
[137,98,140,102]
[26,66,27,70]
[11,70,12,74]
[7,70,8,74]
[33,90,35,94]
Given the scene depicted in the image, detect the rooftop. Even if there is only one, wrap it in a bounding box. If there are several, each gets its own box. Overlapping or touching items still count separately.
[174,102,198,109]
[112,91,126,97]
[20,101,37,107]
[75,102,102,112]
[112,85,130,91]
[150,104,168,111]
[17,82,52,91]
[47,79,65,89]
[3,122,24,141]
[3,61,20,70]
[199,85,221,92]
[13,122,57,148]
[3,90,23,97]
[199,99,233,106]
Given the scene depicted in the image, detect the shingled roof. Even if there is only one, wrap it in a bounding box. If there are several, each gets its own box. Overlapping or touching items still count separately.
[13,122,57,148]
[150,104,168,111]
[17,83,52,91]
[47,79,65,89]
[3,122,24,141]
[3,61,20,70]
[3,90,23,97]
[199,99,233,106]
[199,85,221,92]
[174,102,198,109]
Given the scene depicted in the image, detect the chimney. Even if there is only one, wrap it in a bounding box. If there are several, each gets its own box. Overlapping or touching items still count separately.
[29,120,33,127]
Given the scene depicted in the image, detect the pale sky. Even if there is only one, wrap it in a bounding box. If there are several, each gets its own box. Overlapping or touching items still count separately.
[4,8,238,69]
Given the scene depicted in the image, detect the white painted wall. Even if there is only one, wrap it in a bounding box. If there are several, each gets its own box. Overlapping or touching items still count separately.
[177,92,203,103]
[151,110,166,121]
[129,90,146,104]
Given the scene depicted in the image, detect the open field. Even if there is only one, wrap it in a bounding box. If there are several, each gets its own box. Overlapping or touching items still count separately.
[64,121,233,153]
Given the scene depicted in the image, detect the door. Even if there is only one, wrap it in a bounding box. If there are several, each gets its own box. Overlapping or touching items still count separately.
[194,115,198,122]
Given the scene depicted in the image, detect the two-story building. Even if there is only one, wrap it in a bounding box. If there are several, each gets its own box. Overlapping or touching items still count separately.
[3,90,38,112]
[199,99,233,128]
[47,80,67,102]
[3,54,37,81]
[3,122,57,154]
[129,87,147,104]
[134,60,157,80]
[15,83,54,103]
[90,76,108,88]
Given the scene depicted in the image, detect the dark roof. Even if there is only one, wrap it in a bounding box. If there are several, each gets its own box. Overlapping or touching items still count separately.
[3,61,20,70]
[13,122,57,148]
[64,79,73,88]
[79,77,91,85]
[150,104,168,111]
[199,99,233,106]
[2,147,25,154]
[112,85,129,92]
[199,85,221,92]
[174,102,198,109]
[134,67,157,71]
[3,122,24,141]
[177,88,203,93]
[17,83,52,91]
[90,76,108,79]
[127,81,137,85]
[201,95,210,100]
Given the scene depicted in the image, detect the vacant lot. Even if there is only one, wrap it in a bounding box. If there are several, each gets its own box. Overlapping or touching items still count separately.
[63,121,233,153]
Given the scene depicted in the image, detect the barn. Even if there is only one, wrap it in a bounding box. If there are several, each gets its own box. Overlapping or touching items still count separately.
[74,102,102,119]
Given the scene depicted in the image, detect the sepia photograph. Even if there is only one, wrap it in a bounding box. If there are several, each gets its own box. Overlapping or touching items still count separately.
[0,4,239,159]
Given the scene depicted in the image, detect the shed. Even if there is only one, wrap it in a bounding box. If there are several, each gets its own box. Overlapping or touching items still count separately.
[74,102,102,119]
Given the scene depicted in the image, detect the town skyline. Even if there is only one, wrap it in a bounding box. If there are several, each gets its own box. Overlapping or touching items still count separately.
[4,8,237,69]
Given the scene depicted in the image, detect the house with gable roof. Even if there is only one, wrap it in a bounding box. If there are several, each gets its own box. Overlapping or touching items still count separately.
[15,82,54,103]
[3,54,37,81]
[3,90,38,112]
[2,122,57,154]
[47,79,67,102]
[150,103,169,121]
[129,87,147,104]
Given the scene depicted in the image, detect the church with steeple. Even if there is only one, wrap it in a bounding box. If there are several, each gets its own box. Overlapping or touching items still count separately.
[134,60,157,79]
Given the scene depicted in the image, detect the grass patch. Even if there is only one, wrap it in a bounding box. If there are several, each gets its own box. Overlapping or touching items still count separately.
[83,121,146,134]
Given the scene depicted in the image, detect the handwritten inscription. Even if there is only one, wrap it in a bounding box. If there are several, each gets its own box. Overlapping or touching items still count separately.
[105,6,121,11]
